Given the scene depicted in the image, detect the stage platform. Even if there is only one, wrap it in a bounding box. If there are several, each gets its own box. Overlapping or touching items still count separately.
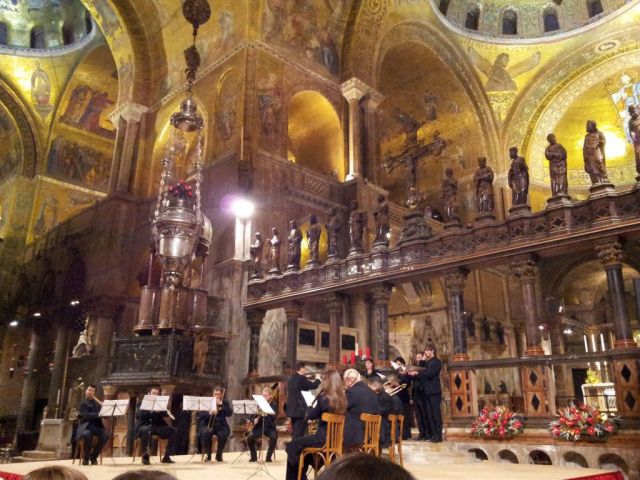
[0,453,622,480]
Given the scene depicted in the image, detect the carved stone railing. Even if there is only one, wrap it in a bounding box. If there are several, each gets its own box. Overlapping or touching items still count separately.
[246,188,640,308]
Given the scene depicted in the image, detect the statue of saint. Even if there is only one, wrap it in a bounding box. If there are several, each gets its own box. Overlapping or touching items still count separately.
[286,219,302,271]
[464,312,475,338]
[583,120,610,185]
[268,227,281,274]
[306,214,322,265]
[193,334,209,374]
[496,322,505,345]
[441,168,459,223]
[544,133,568,197]
[249,232,264,279]
[473,157,495,215]
[507,147,529,206]
[373,194,390,246]
[629,105,640,179]
[326,207,341,258]
[348,200,365,254]
[481,316,491,342]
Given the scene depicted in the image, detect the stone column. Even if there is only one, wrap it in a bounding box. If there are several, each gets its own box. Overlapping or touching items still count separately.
[370,284,392,367]
[510,255,544,356]
[340,78,369,180]
[284,303,302,374]
[327,294,343,369]
[362,90,384,183]
[108,102,149,194]
[445,268,470,361]
[46,319,70,418]
[595,238,634,349]
[17,322,47,431]
[89,299,122,393]
[102,385,118,456]
[247,309,265,377]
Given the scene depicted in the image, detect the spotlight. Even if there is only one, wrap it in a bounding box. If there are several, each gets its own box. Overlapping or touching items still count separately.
[538,324,545,331]
[230,197,255,219]
[70,300,80,306]
[563,327,573,335]
[9,320,18,327]
[33,312,42,318]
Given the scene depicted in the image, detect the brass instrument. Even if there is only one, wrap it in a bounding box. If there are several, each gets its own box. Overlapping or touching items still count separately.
[306,419,319,435]
[383,381,408,396]
[207,388,225,430]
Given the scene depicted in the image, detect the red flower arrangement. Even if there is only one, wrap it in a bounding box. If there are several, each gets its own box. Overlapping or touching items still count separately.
[470,405,524,439]
[170,179,193,199]
[549,404,618,441]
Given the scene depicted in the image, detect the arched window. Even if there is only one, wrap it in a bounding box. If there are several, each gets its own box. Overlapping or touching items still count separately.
[465,6,480,30]
[0,22,7,45]
[85,10,92,34]
[587,0,603,17]
[62,22,74,45]
[30,25,46,48]
[543,8,560,31]
[439,0,450,15]
[502,10,518,34]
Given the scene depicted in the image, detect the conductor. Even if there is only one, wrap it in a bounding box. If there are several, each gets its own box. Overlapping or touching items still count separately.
[286,361,321,439]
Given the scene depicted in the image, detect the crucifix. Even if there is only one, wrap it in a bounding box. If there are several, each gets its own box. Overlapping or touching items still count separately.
[382,113,447,208]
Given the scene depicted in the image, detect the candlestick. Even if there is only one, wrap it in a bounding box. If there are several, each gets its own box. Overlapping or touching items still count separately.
[600,333,605,352]
[583,335,589,353]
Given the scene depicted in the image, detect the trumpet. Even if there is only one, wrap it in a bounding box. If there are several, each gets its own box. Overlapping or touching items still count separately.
[383,381,407,396]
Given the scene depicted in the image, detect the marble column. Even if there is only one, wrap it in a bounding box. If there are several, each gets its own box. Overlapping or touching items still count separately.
[340,78,369,180]
[17,322,47,431]
[362,90,385,183]
[370,284,392,367]
[247,309,265,377]
[326,294,343,369]
[510,255,544,356]
[108,102,149,194]
[89,299,122,393]
[445,268,470,361]
[46,319,70,418]
[284,303,302,374]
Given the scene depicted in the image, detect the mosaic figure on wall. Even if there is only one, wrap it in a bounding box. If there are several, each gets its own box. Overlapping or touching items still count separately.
[468,49,541,92]
[31,63,52,117]
[286,219,302,271]
[441,168,459,223]
[33,196,58,237]
[507,147,529,206]
[306,214,321,266]
[61,85,90,124]
[610,73,640,143]
[61,84,116,139]
[544,133,569,197]
[257,72,281,139]
[217,94,236,141]
[473,157,495,216]
[0,108,21,182]
[217,10,234,52]
[628,105,640,179]
[326,206,341,258]
[583,120,609,185]
[47,136,111,190]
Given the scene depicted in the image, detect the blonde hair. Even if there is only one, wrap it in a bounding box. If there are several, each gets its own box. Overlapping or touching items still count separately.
[25,466,88,480]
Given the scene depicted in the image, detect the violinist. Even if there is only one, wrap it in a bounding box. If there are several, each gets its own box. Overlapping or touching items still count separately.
[285,370,347,480]
[134,386,176,465]
[247,386,278,463]
[197,386,232,462]
[76,384,109,465]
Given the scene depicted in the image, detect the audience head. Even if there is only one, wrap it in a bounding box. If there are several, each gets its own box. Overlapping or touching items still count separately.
[148,385,161,395]
[316,453,416,480]
[262,386,273,400]
[342,368,361,389]
[364,358,374,372]
[25,466,88,480]
[295,361,307,374]
[394,356,406,366]
[112,470,178,480]
[321,369,347,415]
[367,377,383,394]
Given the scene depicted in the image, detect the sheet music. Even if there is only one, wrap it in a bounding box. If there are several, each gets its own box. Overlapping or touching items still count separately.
[390,361,400,370]
[252,395,275,415]
[183,396,215,411]
[301,390,315,407]
[376,372,386,379]
[99,399,128,417]
[232,399,258,415]
[140,395,170,412]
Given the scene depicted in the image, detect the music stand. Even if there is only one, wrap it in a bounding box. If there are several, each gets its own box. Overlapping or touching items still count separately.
[232,400,258,464]
[182,396,215,463]
[99,399,128,464]
[246,395,276,480]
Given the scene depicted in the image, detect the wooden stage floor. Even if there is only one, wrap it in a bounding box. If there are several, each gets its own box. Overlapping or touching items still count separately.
[0,453,618,480]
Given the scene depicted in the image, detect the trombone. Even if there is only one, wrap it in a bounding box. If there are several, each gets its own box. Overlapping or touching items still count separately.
[206,388,225,430]
[383,381,407,396]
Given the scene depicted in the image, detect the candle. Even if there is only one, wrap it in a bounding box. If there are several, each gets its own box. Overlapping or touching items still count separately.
[56,388,60,405]
[350,352,356,365]
[342,354,348,365]
[600,333,605,352]
[355,342,359,357]
[591,334,597,352]
[366,346,371,358]
[583,335,589,353]
[358,347,362,358]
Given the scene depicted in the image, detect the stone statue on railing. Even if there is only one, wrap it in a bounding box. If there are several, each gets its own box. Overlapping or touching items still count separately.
[326,206,341,260]
[268,227,281,275]
[508,147,529,206]
[496,322,505,345]
[306,214,321,267]
[544,133,569,198]
[286,219,302,271]
[629,105,640,181]
[473,157,495,217]
[481,315,491,342]
[464,311,475,338]
[583,120,610,186]
[249,232,264,279]
[348,200,365,255]
[441,167,459,224]
[373,194,390,248]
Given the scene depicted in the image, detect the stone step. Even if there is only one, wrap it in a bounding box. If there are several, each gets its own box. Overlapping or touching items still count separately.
[18,450,58,460]
[395,441,478,464]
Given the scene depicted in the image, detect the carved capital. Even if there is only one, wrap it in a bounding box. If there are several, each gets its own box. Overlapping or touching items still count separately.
[595,237,624,268]
[84,295,125,319]
[510,255,539,281]
[246,309,265,328]
[108,101,149,125]
[363,89,385,111]
[283,302,302,320]
[102,384,117,399]
[340,77,372,102]
[445,268,469,295]
[370,284,393,305]
[326,293,343,314]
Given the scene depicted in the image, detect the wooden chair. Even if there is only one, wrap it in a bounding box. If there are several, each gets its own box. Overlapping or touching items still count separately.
[388,414,404,467]
[132,435,167,463]
[72,436,103,465]
[297,413,345,480]
[358,413,381,457]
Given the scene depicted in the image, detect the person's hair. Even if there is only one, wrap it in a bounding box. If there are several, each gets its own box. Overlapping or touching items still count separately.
[149,385,161,393]
[316,452,416,480]
[87,384,97,390]
[394,356,406,365]
[321,369,347,415]
[213,385,224,393]
[343,368,361,385]
[112,471,178,480]
[25,465,88,480]
[294,361,306,371]
[385,374,400,387]
[367,378,383,393]
[262,386,272,395]
[424,343,437,355]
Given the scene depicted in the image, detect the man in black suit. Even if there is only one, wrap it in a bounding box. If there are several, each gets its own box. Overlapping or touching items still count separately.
[197,386,233,462]
[247,386,279,462]
[409,344,443,442]
[342,368,380,449]
[76,384,109,465]
[134,386,176,465]
[286,361,320,440]
[410,352,431,440]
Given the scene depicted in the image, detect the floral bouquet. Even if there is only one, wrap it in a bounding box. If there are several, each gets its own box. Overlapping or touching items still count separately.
[549,404,618,441]
[470,405,524,439]
[170,179,193,199]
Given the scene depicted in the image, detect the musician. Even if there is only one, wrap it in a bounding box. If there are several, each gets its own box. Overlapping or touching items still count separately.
[367,378,393,448]
[285,369,347,480]
[342,368,379,449]
[393,356,413,440]
[363,358,380,380]
[197,386,232,462]
[410,352,430,441]
[409,344,442,442]
[286,361,321,440]
[134,386,176,465]
[247,386,278,463]
[76,384,109,465]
